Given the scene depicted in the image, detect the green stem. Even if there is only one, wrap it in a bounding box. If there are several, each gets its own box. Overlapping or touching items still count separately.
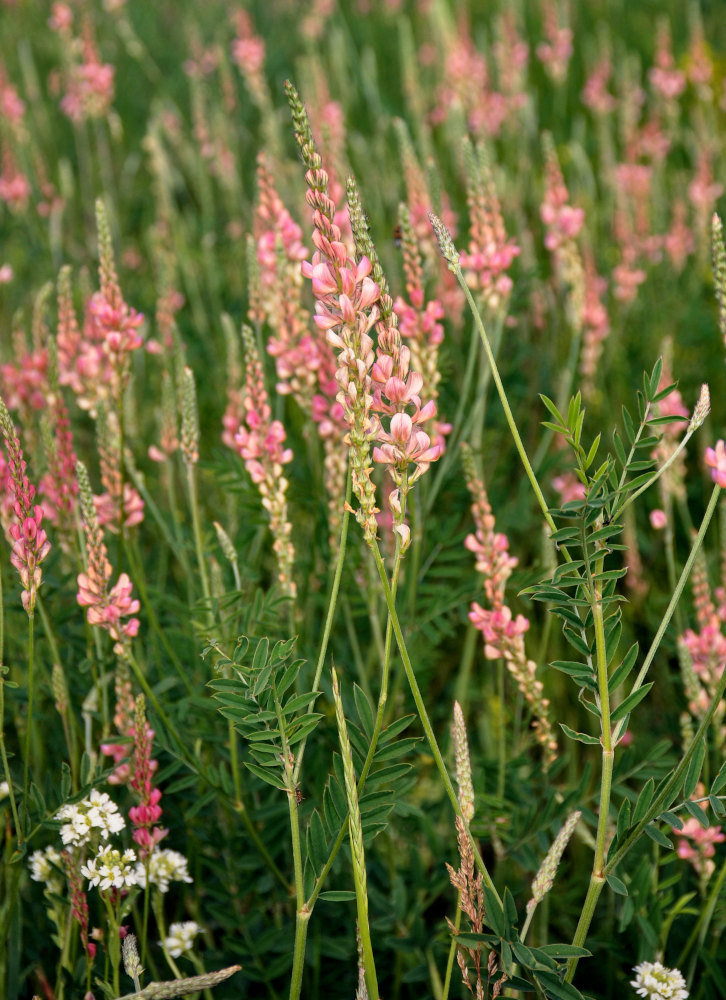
[152,893,184,980]
[370,539,501,904]
[0,674,20,840]
[565,551,612,984]
[564,490,723,982]
[441,900,462,1000]
[454,264,556,536]
[293,468,351,785]
[186,462,212,615]
[20,611,35,841]
[288,908,311,1000]
[496,659,506,801]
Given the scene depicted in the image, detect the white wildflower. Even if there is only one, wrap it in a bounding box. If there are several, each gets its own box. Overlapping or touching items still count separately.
[631,961,689,1000]
[0,780,10,799]
[162,921,202,959]
[56,790,125,847]
[81,846,138,891]
[29,845,64,894]
[135,848,193,893]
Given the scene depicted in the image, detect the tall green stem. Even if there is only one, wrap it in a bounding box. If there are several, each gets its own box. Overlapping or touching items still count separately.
[186,463,211,613]
[293,468,351,785]
[20,612,35,840]
[370,539,501,904]
[565,488,722,981]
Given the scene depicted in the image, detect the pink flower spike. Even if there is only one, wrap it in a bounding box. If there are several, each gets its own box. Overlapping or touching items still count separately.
[705,440,726,488]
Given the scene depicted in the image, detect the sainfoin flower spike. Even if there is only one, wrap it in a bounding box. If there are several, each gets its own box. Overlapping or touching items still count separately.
[76,460,140,649]
[0,395,51,614]
[235,324,296,598]
[287,80,382,543]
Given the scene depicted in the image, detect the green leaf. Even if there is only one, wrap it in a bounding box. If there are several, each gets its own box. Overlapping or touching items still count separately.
[373,737,420,762]
[609,643,639,693]
[482,886,504,936]
[632,779,655,825]
[644,824,673,849]
[559,723,600,746]
[606,874,628,895]
[244,762,287,790]
[364,763,412,790]
[709,794,726,818]
[535,971,586,1000]
[711,760,726,795]
[537,944,591,959]
[550,527,581,543]
[286,715,323,745]
[550,660,592,677]
[252,660,273,698]
[319,891,356,901]
[277,660,302,697]
[616,798,631,840]
[503,887,518,935]
[613,430,627,467]
[562,628,591,658]
[683,799,710,827]
[378,715,416,744]
[610,683,653,722]
[624,472,655,493]
[252,637,269,672]
[584,434,601,471]
[621,407,635,445]
[307,810,328,875]
[683,737,707,800]
[588,523,624,544]
[282,692,321,716]
[354,684,375,740]
[540,394,566,426]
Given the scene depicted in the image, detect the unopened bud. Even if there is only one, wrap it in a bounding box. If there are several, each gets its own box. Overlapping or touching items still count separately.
[122,933,143,987]
[689,383,710,432]
[180,367,199,466]
[429,213,460,270]
[528,810,581,908]
[712,213,726,342]
[52,663,68,715]
[452,701,475,822]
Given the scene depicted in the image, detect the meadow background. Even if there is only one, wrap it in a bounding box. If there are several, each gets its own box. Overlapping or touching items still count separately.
[1,0,726,998]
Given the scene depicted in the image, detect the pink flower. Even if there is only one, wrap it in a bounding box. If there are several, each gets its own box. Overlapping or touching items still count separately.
[705,440,726,488]
[0,408,52,614]
[650,509,668,530]
[373,412,440,482]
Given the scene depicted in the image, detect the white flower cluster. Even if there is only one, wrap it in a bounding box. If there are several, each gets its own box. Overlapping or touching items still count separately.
[81,846,138,891]
[631,961,689,1000]
[162,920,202,958]
[29,845,64,894]
[55,789,125,847]
[135,848,193,893]
[0,780,10,800]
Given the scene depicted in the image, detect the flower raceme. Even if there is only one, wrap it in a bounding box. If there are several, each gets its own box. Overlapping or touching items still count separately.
[76,461,140,647]
[0,398,51,614]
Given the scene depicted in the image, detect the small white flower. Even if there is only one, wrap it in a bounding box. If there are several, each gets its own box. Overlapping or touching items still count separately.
[0,780,10,799]
[162,921,202,959]
[56,790,125,847]
[135,849,193,894]
[81,846,138,891]
[631,961,689,1000]
[29,846,64,894]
